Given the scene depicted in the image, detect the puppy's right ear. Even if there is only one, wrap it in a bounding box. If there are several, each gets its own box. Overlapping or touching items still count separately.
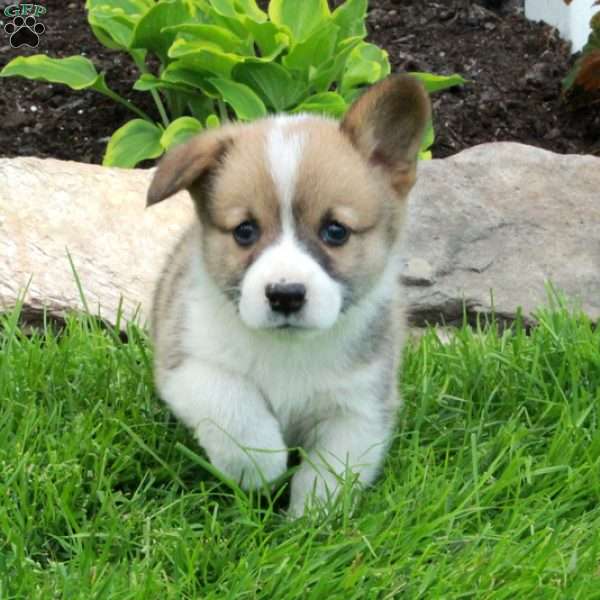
[147,131,231,206]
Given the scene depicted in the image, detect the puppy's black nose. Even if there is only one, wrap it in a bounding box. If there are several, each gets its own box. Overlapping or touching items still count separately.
[265,283,306,315]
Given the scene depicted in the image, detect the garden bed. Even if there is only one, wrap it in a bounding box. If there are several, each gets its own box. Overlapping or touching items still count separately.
[0,0,598,164]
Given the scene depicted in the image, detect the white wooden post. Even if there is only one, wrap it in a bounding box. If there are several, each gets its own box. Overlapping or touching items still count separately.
[524,0,595,53]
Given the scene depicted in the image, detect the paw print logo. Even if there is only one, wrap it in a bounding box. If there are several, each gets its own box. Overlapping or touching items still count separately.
[4,15,45,48]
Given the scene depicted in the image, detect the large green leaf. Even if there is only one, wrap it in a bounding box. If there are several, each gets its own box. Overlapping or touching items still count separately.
[86,1,151,53]
[163,23,249,54]
[103,119,164,168]
[88,9,136,50]
[0,54,152,121]
[291,92,347,118]
[209,0,267,22]
[133,72,196,94]
[309,36,361,91]
[1,55,104,90]
[162,62,214,90]
[331,0,367,39]
[205,9,249,41]
[341,42,390,92]
[168,39,243,77]
[208,78,267,120]
[160,116,203,150]
[268,0,330,42]
[131,0,195,62]
[243,18,289,59]
[410,72,466,94]
[233,61,304,111]
[85,0,153,13]
[283,21,339,74]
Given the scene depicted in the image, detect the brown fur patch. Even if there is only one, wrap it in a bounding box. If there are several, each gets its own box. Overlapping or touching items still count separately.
[192,124,283,294]
[288,119,404,303]
[340,74,430,197]
[151,226,197,375]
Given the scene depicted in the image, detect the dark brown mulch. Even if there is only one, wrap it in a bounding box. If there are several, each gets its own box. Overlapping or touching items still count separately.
[0,0,598,166]
[366,0,600,157]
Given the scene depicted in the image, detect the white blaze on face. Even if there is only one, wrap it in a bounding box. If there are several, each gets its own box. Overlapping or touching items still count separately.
[238,117,344,331]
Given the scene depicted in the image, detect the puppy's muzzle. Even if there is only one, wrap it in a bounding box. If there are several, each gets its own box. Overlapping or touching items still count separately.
[265,283,306,315]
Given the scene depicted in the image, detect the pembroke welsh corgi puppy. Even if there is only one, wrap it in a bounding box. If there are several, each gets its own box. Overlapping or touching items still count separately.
[147,75,430,516]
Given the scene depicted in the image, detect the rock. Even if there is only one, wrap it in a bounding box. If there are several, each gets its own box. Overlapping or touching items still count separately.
[0,157,193,328]
[400,258,435,287]
[0,142,599,331]
[403,142,600,326]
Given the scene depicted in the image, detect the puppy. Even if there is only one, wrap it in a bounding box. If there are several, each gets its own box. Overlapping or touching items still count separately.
[147,75,430,516]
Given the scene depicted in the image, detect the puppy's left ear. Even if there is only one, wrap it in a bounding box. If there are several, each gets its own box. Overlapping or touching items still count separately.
[341,74,431,197]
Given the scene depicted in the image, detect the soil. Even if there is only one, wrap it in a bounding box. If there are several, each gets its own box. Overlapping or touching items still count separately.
[0,0,598,165]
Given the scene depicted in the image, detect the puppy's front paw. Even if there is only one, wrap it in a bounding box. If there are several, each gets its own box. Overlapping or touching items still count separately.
[213,446,288,490]
[198,424,288,490]
[288,464,338,518]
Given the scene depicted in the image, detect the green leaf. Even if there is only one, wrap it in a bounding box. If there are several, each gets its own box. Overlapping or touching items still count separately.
[209,0,267,22]
[331,0,367,39]
[131,0,195,62]
[103,119,164,168]
[233,61,304,111]
[291,92,347,118]
[206,114,221,128]
[283,21,339,74]
[243,18,290,58]
[208,77,267,120]
[87,0,153,50]
[162,62,214,90]
[88,12,133,50]
[204,9,249,41]
[168,39,243,77]
[268,0,331,42]
[0,55,103,90]
[133,72,195,94]
[160,116,203,150]
[409,72,466,94]
[163,23,248,54]
[309,36,361,91]
[341,42,390,92]
[85,0,153,13]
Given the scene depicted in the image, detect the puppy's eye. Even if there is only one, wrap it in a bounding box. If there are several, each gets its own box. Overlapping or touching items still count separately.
[320,221,350,247]
[233,220,260,246]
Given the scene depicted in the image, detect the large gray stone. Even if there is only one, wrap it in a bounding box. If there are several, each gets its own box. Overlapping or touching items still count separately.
[0,142,598,330]
[402,142,600,326]
[0,157,192,328]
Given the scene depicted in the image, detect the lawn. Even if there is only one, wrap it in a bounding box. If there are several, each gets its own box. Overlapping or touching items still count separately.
[1,299,599,598]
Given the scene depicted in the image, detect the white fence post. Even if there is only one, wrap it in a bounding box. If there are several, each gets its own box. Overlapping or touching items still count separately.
[524,0,595,53]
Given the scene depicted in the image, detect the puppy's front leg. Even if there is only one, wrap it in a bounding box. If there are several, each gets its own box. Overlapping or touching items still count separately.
[289,408,392,516]
[160,360,288,489]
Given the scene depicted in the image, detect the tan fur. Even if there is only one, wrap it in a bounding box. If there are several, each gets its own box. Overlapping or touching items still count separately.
[196,125,282,294]
[341,74,431,196]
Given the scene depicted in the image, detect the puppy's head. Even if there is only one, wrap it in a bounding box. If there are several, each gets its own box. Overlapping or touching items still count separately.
[148,75,430,333]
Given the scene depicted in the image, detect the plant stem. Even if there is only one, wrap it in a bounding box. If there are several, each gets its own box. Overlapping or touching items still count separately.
[217,99,229,123]
[151,88,171,128]
[98,87,154,122]
[132,54,170,128]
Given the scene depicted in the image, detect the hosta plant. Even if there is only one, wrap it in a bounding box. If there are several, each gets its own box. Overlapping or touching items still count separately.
[0,0,464,167]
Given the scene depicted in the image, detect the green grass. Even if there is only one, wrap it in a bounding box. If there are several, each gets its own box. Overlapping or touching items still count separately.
[1,300,599,599]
